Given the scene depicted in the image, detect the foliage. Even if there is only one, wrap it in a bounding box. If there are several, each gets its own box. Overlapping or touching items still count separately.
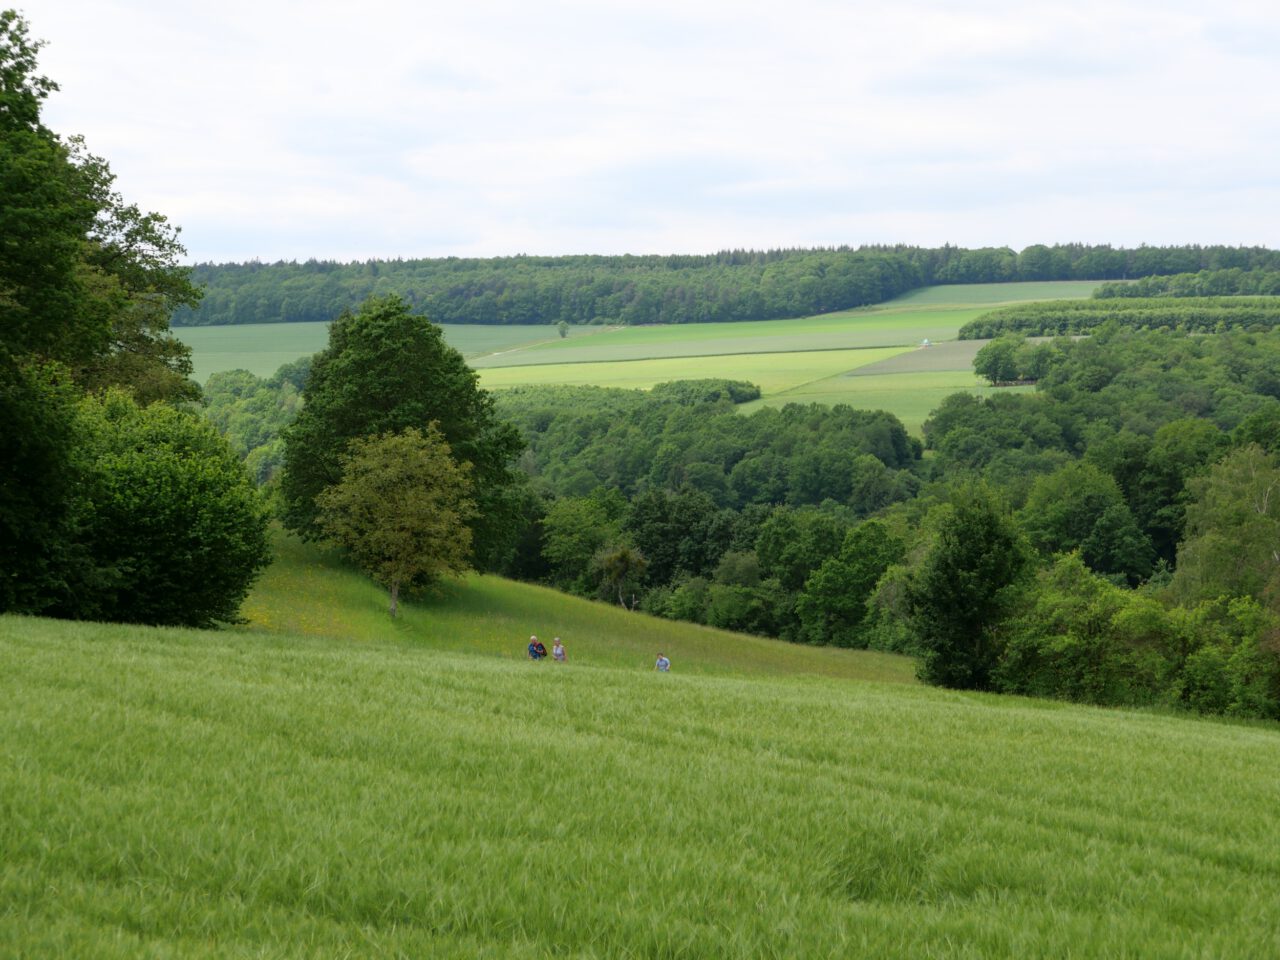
[1171,445,1280,607]
[996,555,1171,705]
[1095,267,1280,299]
[1018,462,1153,585]
[280,294,523,566]
[316,427,476,616]
[61,389,271,626]
[0,358,83,614]
[0,13,199,399]
[796,520,904,647]
[906,485,1031,690]
[960,297,1280,340]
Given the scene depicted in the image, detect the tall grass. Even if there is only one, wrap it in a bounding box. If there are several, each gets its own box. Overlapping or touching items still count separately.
[3,613,1278,957]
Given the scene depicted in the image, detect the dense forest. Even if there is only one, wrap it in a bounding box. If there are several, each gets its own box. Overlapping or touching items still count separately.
[1095,267,1280,299]
[177,244,1280,327]
[958,297,1280,339]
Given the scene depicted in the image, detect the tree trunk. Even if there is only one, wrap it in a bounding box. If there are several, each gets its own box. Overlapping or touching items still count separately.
[389,580,399,617]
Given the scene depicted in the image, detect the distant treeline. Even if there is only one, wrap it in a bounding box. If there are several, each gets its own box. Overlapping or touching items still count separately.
[1095,267,1280,299]
[958,297,1280,339]
[175,244,1280,327]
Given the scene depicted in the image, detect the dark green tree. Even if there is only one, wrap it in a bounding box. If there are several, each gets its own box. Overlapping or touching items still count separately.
[973,335,1022,385]
[906,485,1031,689]
[281,294,524,566]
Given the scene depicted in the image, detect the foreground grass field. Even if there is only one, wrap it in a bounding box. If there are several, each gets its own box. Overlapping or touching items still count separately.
[3,608,1279,957]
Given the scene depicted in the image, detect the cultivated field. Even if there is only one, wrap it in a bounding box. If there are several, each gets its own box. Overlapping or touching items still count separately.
[178,281,1098,428]
[177,322,591,383]
[474,346,915,395]
[4,601,1278,957]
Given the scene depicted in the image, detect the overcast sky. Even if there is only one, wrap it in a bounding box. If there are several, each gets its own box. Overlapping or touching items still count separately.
[20,0,1280,263]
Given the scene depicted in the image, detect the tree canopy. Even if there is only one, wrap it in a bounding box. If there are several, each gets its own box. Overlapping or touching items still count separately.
[281,294,524,566]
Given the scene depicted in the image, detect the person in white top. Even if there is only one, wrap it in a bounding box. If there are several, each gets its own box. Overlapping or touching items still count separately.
[552,638,566,662]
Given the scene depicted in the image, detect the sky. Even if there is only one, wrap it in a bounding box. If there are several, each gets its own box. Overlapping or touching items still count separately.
[20,0,1280,263]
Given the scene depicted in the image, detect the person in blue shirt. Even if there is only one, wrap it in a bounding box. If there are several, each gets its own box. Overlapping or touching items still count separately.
[655,652,671,672]
[528,635,547,660]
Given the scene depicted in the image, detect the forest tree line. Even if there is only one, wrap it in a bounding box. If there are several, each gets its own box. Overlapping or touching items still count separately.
[958,297,1280,339]
[1094,267,1280,299]
[176,244,1280,328]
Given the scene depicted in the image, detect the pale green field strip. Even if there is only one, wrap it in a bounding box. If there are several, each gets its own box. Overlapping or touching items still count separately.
[741,373,1035,433]
[471,309,984,369]
[245,530,914,684]
[890,280,1102,306]
[177,322,592,383]
[478,346,913,394]
[3,614,1278,957]
[734,341,1036,433]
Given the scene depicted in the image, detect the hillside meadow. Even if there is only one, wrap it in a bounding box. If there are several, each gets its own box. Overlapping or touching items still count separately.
[3,599,1279,957]
[243,530,914,683]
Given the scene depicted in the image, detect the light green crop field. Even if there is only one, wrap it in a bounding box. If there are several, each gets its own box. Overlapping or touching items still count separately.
[176,322,593,383]
[740,373,1035,432]
[476,346,914,394]
[470,309,985,369]
[890,280,1102,305]
[244,530,914,683]
[3,606,1278,956]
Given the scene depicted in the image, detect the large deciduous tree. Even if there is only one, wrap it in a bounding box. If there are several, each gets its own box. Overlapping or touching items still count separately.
[281,294,524,568]
[315,427,476,616]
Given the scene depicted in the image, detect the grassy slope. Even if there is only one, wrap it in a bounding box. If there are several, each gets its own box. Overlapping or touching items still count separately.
[243,530,914,684]
[3,607,1279,958]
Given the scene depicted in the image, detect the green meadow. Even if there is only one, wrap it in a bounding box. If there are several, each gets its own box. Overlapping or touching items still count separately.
[245,531,914,683]
[4,537,1279,957]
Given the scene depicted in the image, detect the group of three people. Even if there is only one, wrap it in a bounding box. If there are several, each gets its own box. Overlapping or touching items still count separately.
[527,635,671,672]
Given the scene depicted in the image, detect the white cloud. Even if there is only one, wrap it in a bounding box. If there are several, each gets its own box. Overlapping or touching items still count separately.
[21,0,1280,261]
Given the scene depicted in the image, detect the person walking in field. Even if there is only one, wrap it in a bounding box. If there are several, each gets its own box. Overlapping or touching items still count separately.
[528,635,547,660]
[552,638,567,663]
[655,652,670,672]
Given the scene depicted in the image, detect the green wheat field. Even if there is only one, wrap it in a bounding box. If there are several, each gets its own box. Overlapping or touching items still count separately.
[3,533,1279,957]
